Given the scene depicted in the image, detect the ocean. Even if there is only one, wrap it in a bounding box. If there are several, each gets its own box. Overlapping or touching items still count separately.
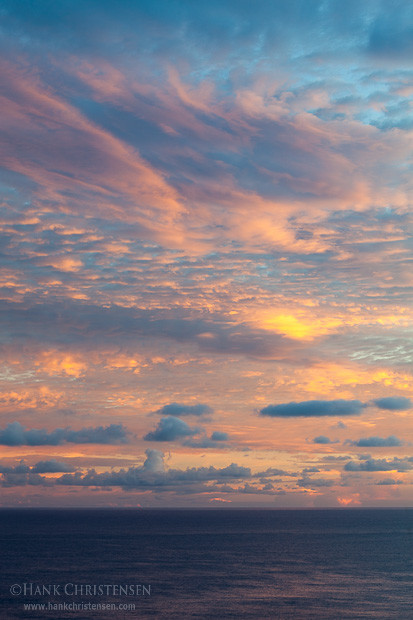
[1,508,412,619]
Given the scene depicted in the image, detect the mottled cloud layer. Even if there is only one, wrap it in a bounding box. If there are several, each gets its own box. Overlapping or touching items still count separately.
[0,0,412,507]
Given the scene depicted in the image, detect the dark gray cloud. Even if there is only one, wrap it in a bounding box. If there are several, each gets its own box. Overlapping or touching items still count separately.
[348,435,403,447]
[344,457,413,472]
[375,478,403,485]
[0,421,130,446]
[260,399,365,417]
[143,416,200,442]
[31,459,76,473]
[156,403,213,417]
[210,431,229,441]
[0,460,30,474]
[0,459,75,474]
[0,460,54,486]
[1,473,50,487]
[372,397,412,411]
[313,435,336,444]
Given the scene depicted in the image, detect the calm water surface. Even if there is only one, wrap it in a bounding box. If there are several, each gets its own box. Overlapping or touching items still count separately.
[1,508,413,619]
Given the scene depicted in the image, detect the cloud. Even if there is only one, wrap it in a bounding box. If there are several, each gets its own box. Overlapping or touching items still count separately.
[297,476,335,488]
[255,467,291,477]
[372,397,412,411]
[1,1,413,507]
[142,449,166,473]
[143,416,200,442]
[56,454,251,490]
[1,473,50,487]
[0,422,130,446]
[260,399,365,417]
[0,299,296,361]
[348,435,403,447]
[0,460,30,474]
[375,479,403,485]
[2,450,255,489]
[313,435,336,444]
[159,428,229,450]
[0,459,77,475]
[31,460,77,473]
[344,457,413,472]
[155,403,213,417]
[166,462,251,482]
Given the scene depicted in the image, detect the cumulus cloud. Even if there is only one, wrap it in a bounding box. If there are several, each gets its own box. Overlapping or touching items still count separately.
[348,435,403,447]
[143,416,201,442]
[372,397,412,411]
[0,460,30,474]
[260,399,365,417]
[143,449,165,473]
[313,435,336,444]
[1,473,50,487]
[31,460,76,473]
[57,457,251,489]
[2,449,255,490]
[0,422,130,446]
[0,459,75,474]
[155,403,213,417]
[344,457,413,472]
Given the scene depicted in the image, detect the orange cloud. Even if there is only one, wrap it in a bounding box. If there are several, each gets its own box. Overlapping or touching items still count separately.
[35,351,87,378]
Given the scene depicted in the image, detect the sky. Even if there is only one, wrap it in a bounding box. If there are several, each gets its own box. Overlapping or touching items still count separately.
[0,0,412,508]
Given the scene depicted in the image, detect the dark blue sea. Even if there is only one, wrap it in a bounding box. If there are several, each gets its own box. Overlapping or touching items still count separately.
[1,509,413,619]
